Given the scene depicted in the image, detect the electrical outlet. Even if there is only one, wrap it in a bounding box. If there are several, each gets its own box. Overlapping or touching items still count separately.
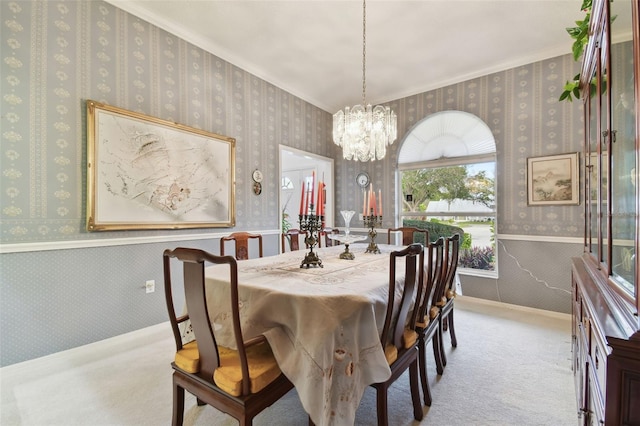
[145,280,155,293]
[359,213,363,220]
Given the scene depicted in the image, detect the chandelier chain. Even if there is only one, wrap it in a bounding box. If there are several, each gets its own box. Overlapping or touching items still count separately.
[362,0,366,106]
[331,0,397,162]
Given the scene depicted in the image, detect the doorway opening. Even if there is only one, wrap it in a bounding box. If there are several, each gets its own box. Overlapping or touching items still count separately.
[279,146,334,240]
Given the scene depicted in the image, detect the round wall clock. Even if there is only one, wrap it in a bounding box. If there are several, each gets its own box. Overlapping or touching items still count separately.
[356,172,370,188]
[252,169,263,183]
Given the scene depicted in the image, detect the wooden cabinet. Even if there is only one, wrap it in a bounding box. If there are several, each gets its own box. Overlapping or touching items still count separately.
[572,0,640,425]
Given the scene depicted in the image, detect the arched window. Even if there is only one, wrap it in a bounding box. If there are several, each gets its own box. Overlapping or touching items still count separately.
[397,111,497,275]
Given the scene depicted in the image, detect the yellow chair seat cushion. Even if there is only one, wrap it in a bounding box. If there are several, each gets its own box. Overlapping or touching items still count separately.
[384,344,398,365]
[175,340,200,373]
[402,329,418,348]
[213,340,282,397]
[416,315,430,329]
[430,306,440,320]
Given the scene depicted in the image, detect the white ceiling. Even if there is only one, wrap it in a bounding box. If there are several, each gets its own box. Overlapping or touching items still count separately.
[106,1,587,114]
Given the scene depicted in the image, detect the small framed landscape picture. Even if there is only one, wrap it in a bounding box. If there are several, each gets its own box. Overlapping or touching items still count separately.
[527,152,579,206]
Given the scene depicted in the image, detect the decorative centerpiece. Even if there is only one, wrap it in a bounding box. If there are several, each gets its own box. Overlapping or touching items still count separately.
[298,172,325,268]
[329,210,367,260]
[362,184,382,254]
[341,210,355,236]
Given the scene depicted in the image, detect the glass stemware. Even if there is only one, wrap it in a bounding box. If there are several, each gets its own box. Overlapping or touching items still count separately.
[340,210,355,236]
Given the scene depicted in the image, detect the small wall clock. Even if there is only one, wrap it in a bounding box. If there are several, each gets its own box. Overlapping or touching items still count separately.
[252,169,263,183]
[252,169,263,195]
[356,172,370,188]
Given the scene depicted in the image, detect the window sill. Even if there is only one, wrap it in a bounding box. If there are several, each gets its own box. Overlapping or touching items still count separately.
[458,267,498,279]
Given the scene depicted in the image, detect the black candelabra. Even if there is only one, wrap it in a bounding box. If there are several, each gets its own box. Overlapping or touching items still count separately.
[363,208,382,254]
[299,203,323,268]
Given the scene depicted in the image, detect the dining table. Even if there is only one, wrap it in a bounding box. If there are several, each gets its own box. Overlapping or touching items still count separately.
[203,242,410,426]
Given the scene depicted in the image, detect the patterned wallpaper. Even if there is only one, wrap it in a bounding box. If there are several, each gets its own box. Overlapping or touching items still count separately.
[1,0,333,244]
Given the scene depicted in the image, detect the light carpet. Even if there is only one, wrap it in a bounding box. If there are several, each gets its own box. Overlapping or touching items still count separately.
[1,296,576,425]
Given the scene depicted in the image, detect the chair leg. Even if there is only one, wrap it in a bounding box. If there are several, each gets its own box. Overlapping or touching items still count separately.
[448,310,458,347]
[376,385,389,426]
[172,377,185,426]
[418,341,432,406]
[238,415,248,426]
[438,318,448,369]
[433,327,445,375]
[409,360,424,420]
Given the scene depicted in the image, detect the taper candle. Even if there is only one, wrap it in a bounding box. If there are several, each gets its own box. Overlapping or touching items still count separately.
[373,191,377,216]
[310,171,315,209]
[363,189,366,216]
[316,181,321,215]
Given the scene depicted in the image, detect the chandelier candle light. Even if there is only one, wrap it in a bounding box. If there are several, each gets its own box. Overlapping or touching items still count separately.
[332,0,397,162]
[362,183,382,254]
[298,171,325,268]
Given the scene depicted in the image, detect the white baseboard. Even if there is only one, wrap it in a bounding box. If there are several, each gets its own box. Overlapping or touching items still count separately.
[1,322,171,374]
[458,295,571,321]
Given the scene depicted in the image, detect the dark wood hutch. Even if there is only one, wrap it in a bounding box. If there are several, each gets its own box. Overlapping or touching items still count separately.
[571,0,640,425]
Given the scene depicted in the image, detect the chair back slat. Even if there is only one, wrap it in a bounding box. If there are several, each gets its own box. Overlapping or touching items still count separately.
[381,243,424,349]
[412,237,444,326]
[220,232,263,260]
[182,259,219,378]
[443,234,461,294]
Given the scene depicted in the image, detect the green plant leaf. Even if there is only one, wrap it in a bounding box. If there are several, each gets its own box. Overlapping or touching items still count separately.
[572,87,581,99]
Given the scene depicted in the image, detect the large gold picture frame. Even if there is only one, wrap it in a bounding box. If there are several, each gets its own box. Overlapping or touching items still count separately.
[86,100,236,231]
[527,152,579,206]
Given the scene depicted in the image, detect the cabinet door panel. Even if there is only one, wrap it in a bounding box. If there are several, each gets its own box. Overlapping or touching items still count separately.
[609,0,637,297]
[589,322,609,400]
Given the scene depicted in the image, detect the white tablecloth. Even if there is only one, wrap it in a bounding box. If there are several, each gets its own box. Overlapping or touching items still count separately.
[204,243,405,426]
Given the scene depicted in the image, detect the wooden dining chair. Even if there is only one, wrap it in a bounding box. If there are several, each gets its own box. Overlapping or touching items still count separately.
[413,237,446,405]
[439,233,461,361]
[429,233,460,373]
[387,227,429,246]
[319,227,339,247]
[163,247,293,426]
[220,232,263,260]
[281,228,307,252]
[370,243,424,426]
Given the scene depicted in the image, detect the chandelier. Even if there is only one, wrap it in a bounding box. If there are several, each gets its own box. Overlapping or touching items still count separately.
[332,0,397,162]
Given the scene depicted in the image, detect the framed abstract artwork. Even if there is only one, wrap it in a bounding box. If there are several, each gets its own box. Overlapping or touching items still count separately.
[86,100,236,231]
[527,152,579,206]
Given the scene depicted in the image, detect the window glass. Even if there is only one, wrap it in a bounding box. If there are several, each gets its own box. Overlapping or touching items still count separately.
[400,161,496,273]
[397,111,497,275]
